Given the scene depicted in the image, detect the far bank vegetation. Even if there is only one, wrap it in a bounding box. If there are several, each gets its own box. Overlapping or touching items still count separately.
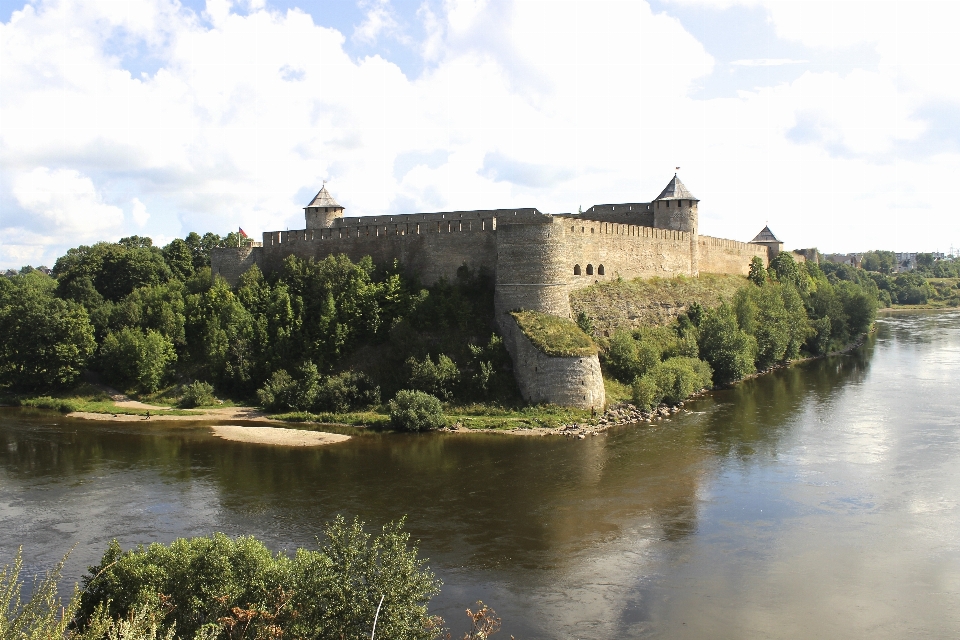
[3,231,937,428]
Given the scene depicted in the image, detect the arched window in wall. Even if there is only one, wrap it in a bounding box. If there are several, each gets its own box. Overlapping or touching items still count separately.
[586,264,594,275]
[597,264,605,275]
[574,264,581,275]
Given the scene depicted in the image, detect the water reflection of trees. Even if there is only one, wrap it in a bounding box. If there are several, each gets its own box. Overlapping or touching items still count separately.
[0,337,881,574]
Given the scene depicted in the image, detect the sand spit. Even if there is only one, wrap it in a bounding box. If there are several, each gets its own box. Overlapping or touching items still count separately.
[211,424,351,447]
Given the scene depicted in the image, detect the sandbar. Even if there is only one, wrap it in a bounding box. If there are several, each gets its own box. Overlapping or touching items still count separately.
[211,424,351,446]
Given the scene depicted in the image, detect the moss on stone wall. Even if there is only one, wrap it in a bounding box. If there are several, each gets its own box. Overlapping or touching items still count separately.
[510,310,598,357]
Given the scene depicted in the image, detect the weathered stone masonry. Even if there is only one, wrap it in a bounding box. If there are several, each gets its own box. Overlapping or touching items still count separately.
[212,177,775,409]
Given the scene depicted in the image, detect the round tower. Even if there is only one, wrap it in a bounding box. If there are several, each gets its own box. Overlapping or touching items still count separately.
[304,184,344,229]
[653,173,699,276]
[494,216,572,323]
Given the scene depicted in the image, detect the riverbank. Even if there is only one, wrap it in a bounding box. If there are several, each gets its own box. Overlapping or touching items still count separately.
[1,326,878,441]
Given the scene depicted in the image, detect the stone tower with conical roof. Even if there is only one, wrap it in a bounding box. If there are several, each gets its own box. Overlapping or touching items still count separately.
[304,184,344,229]
[653,173,699,275]
[653,174,698,233]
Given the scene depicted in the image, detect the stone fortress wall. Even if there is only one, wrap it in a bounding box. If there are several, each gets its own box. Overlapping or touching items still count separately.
[211,177,778,409]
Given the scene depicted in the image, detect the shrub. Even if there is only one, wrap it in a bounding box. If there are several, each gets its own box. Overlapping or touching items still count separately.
[389,390,446,432]
[312,370,381,413]
[405,355,460,401]
[648,356,713,405]
[76,517,441,640]
[178,381,215,408]
[631,376,662,411]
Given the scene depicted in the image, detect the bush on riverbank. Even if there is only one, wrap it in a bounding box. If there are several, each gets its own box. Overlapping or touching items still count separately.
[389,390,446,432]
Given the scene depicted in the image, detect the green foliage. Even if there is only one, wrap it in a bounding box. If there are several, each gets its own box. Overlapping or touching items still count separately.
[575,310,594,335]
[256,364,317,412]
[161,238,195,281]
[734,281,811,369]
[0,272,96,390]
[630,375,662,411]
[697,303,756,385]
[179,381,216,408]
[861,250,897,274]
[76,518,441,640]
[647,356,712,405]
[53,240,173,303]
[100,328,177,394]
[406,354,460,401]
[892,272,933,304]
[767,252,809,293]
[748,256,767,287]
[510,310,597,357]
[313,370,381,413]
[389,390,446,432]
[1,547,77,640]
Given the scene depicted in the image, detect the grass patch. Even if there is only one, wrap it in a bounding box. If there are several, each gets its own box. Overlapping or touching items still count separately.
[510,310,598,357]
[0,383,203,416]
[270,409,392,429]
[269,403,590,431]
[603,376,634,404]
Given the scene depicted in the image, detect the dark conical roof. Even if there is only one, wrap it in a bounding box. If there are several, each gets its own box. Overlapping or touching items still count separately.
[655,174,698,201]
[751,226,780,243]
[306,185,342,208]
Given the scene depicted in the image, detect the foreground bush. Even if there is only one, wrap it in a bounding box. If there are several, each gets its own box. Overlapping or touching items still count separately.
[77,517,441,640]
[389,390,446,432]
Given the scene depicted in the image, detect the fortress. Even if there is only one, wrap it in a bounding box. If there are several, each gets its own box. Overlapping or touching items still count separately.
[212,175,783,409]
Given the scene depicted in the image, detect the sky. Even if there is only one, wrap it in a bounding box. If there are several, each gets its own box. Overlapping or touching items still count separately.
[2,0,959,269]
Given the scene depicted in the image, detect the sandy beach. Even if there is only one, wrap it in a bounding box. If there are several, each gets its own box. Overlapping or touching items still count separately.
[210,424,351,446]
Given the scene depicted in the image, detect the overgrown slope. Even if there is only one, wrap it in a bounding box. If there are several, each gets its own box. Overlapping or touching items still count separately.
[570,273,747,335]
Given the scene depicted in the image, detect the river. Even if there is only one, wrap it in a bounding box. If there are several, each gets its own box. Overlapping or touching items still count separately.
[2,311,959,638]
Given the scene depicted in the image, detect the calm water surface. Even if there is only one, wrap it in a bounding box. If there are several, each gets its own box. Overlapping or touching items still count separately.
[2,312,959,638]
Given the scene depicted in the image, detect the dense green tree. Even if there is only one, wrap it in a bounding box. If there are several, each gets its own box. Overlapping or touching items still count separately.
[861,250,897,274]
[748,256,767,286]
[697,302,756,385]
[110,282,186,349]
[100,327,177,393]
[161,238,195,280]
[0,272,96,390]
[184,278,255,391]
[767,252,809,293]
[53,241,172,303]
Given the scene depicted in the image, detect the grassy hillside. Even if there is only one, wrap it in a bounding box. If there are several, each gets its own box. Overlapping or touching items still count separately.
[570,273,748,336]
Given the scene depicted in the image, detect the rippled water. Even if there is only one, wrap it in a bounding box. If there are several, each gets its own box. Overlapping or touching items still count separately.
[2,311,959,638]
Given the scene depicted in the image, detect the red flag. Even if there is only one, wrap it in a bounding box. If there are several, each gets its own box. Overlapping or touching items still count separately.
[239,228,248,238]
